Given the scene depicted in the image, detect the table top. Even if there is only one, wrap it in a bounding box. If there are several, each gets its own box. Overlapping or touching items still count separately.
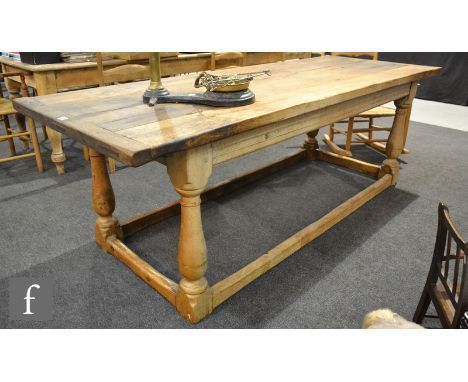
[0,53,210,72]
[14,56,441,166]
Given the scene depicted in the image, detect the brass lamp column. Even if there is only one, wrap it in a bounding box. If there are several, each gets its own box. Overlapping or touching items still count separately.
[143,52,169,105]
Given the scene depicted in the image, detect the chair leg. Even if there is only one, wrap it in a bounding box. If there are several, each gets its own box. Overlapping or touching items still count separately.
[345,117,354,153]
[108,158,116,173]
[368,117,373,140]
[323,122,352,157]
[413,287,431,324]
[329,123,335,141]
[2,115,17,156]
[41,124,48,140]
[83,145,90,161]
[32,90,49,141]
[14,113,30,151]
[27,117,44,173]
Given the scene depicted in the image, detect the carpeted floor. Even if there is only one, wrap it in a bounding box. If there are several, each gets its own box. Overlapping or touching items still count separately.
[1,110,467,328]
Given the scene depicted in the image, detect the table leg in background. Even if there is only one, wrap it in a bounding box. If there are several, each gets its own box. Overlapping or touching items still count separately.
[379,81,418,184]
[35,71,66,174]
[45,128,65,174]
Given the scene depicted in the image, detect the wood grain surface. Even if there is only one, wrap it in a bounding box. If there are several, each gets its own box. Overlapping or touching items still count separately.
[14,56,441,166]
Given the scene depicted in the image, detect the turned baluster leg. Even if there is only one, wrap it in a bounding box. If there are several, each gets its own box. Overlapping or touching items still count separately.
[167,145,213,323]
[46,128,65,174]
[89,149,122,250]
[379,82,418,184]
[34,71,66,174]
[303,129,319,160]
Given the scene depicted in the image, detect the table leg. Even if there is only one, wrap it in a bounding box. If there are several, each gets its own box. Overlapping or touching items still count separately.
[167,145,213,323]
[402,84,418,149]
[34,71,66,174]
[46,128,65,174]
[303,129,319,160]
[90,149,123,249]
[379,82,418,184]
[41,124,48,140]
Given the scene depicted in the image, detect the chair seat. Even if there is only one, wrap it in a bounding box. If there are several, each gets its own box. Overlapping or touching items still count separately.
[335,106,396,124]
[0,98,16,116]
[358,106,396,118]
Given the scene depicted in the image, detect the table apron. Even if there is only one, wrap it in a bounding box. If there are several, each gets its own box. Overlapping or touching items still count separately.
[211,83,410,165]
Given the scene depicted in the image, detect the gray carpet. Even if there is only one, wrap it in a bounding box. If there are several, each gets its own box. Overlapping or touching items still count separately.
[1,110,467,328]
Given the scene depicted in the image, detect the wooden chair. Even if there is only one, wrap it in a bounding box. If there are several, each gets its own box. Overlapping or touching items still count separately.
[323,52,410,157]
[332,52,379,60]
[0,72,43,172]
[83,52,151,172]
[210,52,319,71]
[413,203,468,328]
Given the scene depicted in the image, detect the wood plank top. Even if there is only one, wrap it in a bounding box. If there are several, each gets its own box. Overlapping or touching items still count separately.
[14,56,441,166]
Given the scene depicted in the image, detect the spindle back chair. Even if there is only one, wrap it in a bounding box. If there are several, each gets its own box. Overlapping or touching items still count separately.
[413,203,468,328]
[0,72,43,172]
[323,52,410,158]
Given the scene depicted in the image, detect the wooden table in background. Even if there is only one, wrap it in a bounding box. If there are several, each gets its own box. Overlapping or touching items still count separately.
[1,53,310,174]
[14,56,440,323]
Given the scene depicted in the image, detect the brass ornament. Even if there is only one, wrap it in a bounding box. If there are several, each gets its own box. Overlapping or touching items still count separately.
[194,70,272,92]
[142,52,271,107]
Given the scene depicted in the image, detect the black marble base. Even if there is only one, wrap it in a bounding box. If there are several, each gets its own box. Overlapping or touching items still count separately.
[153,89,255,107]
[142,88,170,105]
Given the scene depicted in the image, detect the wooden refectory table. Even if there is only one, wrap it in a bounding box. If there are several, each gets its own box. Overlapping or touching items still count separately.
[13,56,440,323]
